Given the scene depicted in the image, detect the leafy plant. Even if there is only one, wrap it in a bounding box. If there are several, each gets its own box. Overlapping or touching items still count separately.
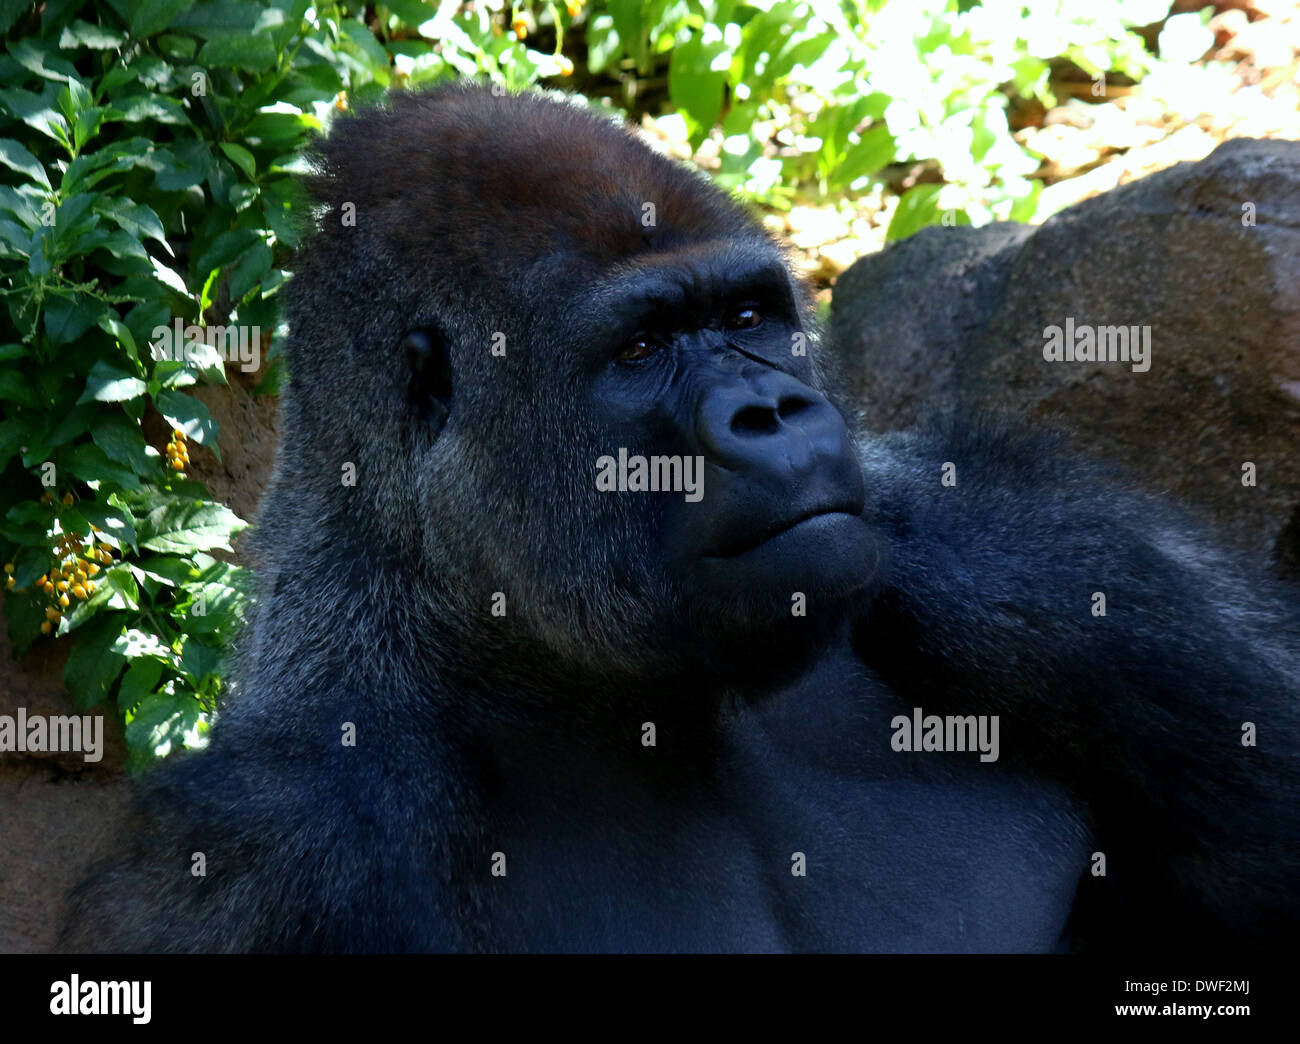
[0,1,387,768]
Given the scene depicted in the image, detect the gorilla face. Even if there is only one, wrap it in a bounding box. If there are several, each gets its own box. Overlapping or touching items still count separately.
[584,246,875,620]
[412,237,881,671]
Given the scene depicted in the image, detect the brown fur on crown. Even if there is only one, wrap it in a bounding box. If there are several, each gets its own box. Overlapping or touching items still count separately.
[301,83,764,288]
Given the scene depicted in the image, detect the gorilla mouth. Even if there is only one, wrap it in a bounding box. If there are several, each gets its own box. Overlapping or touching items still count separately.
[707,504,862,558]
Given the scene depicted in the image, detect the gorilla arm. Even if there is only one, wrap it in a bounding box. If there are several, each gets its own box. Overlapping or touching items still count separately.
[852,416,1300,949]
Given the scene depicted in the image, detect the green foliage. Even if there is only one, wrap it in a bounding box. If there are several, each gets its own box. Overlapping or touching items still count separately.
[581,0,1169,226]
[0,1,402,768]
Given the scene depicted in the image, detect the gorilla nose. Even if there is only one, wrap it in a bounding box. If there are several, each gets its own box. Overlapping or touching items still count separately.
[698,372,844,474]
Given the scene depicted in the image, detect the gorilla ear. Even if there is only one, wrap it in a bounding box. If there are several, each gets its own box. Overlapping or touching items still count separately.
[403,327,453,434]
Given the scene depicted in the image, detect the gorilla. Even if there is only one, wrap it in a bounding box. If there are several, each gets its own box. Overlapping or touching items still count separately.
[62,83,1299,953]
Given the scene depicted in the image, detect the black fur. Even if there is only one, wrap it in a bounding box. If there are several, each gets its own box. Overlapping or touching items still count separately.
[60,85,1300,953]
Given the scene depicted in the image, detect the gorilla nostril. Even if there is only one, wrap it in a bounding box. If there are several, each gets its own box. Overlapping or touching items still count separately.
[731,404,780,436]
[776,394,814,420]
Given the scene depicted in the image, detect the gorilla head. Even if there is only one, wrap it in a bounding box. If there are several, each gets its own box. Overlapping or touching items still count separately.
[278,85,876,684]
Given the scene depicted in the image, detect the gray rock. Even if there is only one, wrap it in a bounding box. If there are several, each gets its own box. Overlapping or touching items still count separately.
[830,138,1300,565]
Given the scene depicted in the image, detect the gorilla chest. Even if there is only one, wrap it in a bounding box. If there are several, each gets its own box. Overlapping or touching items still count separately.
[475,660,1090,953]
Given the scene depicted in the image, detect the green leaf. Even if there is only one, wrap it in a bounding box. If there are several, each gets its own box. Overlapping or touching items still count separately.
[886,183,945,242]
[110,91,190,125]
[139,500,246,554]
[115,0,198,38]
[59,19,129,50]
[0,184,44,229]
[125,685,203,761]
[5,589,46,657]
[44,294,108,345]
[0,86,72,150]
[830,125,895,191]
[93,197,169,252]
[11,546,50,589]
[132,554,198,586]
[171,0,263,36]
[0,368,37,406]
[668,34,729,143]
[178,636,222,685]
[64,614,128,710]
[8,39,80,82]
[43,402,98,448]
[145,142,209,192]
[219,142,256,180]
[103,567,141,611]
[90,413,155,476]
[154,388,218,452]
[79,359,147,404]
[192,227,263,280]
[0,417,27,470]
[198,34,278,72]
[0,218,32,258]
[0,138,50,188]
[61,137,154,195]
[98,313,140,363]
[118,657,165,711]
[113,626,168,660]
[228,241,273,302]
[68,443,144,490]
[73,496,139,550]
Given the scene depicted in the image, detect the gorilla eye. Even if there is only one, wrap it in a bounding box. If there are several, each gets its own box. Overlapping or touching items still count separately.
[725,306,762,330]
[617,336,657,363]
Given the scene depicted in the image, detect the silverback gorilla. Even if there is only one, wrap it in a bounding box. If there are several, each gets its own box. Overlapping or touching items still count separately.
[62,84,1299,953]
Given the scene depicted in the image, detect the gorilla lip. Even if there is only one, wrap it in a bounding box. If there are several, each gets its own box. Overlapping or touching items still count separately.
[708,504,861,558]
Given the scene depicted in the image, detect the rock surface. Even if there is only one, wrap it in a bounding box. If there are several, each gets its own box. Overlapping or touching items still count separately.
[831,138,1300,566]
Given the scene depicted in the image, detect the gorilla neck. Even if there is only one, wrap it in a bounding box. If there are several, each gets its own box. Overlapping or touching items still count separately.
[245,498,856,737]
[427,595,857,731]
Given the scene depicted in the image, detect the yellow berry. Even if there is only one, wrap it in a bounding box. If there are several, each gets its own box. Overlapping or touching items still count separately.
[513,18,527,37]
[171,459,185,470]
[5,576,13,590]
[61,492,73,505]
[99,550,112,564]
[58,593,70,608]
[84,580,95,594]
[86,562,100,576]
[72,584,86,599]
[45,607,60,622]
[3,562,13,574]
[56,580,68,592]
[40,620,52,635]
